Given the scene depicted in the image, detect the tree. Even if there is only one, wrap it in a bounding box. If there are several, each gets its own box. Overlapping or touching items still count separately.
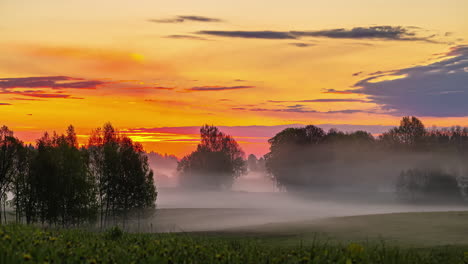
[380,116,425,149]
[265,125,329,191]
[11,143,35,224]
[178,125,246,189]
[0,126,20,224]
[26,128,97,226]
[88,123,157,228]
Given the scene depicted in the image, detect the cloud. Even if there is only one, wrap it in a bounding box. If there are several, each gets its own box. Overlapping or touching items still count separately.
[291,26,436,42]
[289,43,314,47]
[0,76,104,100]
[165,35,210,41]
[7,91,72,98]
[353,71,363,76]
[0,103,11,106]
[197,31,296,39]
[0,76,105,89]
[351,45,468,117]
[149,15,222,23]
[198,26,439,42]
[9,97,43,101]
[186,85,255,91]
[322,89,354,95]
[268,99,368,103]
[232,105,372,114]
[122,86,175,91]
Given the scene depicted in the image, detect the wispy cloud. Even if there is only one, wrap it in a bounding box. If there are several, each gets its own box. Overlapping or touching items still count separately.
[149,15,223,24]
[186,85,255,91]
[0,76,105,89]
[197,30,295,39]
[0,103,11,106]
[288,43,314,47]
[165,35,210,41]
[322,89,355,95]
[0,76,104,100]
[267,99,368,103]
[198,26,441,42]
[232,105,373,114]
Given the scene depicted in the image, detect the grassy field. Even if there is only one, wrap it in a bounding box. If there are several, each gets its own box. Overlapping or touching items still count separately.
[3,211,468,263]
[218,211,468,247]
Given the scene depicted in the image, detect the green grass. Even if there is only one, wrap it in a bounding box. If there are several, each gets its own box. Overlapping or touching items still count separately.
[218,211,468,247]
[1,220,468,264]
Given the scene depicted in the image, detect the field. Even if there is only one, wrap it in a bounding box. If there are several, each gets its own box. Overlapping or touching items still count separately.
[2,211,468,263]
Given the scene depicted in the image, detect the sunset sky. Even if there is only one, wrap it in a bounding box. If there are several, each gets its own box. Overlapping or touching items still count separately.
[1,0,467,157]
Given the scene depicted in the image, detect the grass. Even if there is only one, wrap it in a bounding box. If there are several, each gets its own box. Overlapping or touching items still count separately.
[3,211,468,263]
[216,211,468,247]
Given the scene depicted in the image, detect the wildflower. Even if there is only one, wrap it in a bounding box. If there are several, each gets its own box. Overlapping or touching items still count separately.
[23,253,32,261]
[347,243,364,254]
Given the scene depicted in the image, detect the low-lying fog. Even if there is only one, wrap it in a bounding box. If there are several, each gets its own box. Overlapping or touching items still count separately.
[151,173,468,232]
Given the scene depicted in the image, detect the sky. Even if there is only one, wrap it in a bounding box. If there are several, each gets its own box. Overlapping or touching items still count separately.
[1,0,467,157]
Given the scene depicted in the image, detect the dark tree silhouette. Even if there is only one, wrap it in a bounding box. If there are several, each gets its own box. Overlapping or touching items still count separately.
[265,125,330,191]
[379,116,425,149]
[88,123,157,228]
[0,126,20,224]
[23,127,97,226]
[178,125,246,189]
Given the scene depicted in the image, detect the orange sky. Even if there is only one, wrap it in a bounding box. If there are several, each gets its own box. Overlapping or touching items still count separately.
[1,0,467,157]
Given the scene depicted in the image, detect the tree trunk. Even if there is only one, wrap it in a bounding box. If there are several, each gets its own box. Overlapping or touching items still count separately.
[0,196,2,225]
[3,198,6,224]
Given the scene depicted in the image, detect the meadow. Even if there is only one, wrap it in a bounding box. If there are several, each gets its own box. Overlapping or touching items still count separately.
[2,211,468,264]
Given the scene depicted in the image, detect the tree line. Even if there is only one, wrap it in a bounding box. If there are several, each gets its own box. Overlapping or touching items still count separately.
[265,116,468,202]
[0,123,156,227]
[169,118,468,203]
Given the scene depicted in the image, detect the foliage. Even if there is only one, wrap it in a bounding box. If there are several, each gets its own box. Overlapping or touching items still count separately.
[1,123,157,229]
[178,125,246,189]
[265,126,375,191]
[87,123,157,228]
[265,116,468,195]
[396,168,463,202]
[0,224,466,264]
[0,126,21,224]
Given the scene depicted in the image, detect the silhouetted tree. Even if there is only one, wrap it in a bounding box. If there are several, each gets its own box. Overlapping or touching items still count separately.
[265,125,331,191]
[88,123,157,228]
[380,116,425,150]
[11,143,34,224]
[26,127,97,226]
[0,126,20,224]
[178,125,246,189]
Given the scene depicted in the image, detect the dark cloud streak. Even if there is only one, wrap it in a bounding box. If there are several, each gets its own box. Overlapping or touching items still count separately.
[198,26,439,42]
[149,15,223,24]
[187,85,255,91]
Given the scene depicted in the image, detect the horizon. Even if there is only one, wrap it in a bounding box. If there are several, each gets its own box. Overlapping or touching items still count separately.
[7,120,468,158]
